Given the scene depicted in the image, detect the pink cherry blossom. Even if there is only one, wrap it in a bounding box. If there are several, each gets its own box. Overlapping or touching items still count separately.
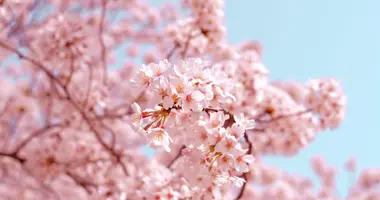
[235,153,255,173]
[215,135,242,156]
[0,0,371,199]
[131,102,142,126]
[147,128,173,152]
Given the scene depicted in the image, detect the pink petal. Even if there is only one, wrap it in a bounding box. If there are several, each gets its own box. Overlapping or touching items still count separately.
[191,90,206,101]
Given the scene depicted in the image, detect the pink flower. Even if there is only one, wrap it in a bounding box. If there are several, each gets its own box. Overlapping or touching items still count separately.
[147,128,173,152]
[170,76,191,95]
[208,111,229,129]
[229,176,246,188]
[180,90,205,112]
[153,77,174,109]
[228,123,245,140]
[192,122,211,147]
[131,102,142,126]
[218,154,234,170]
[234,113,255,130]
[149,59,171,77]
[235,153,255,172]
[208,127,227,145]
[215,135,241,156]
[131,65,153,86]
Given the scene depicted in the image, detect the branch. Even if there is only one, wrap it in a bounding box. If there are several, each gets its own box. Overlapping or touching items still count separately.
[99,0,108,85]
[0,152,61,199]
[65,171,95,195]
[202,107,235,127]
[0,41,65,86]
[13,123,63,154]
[234,133,252,200]
[167,145,186,169]
[0,40,130,176]
[165,43,179,60]
[180,31,200,59]
[0,96,12,119]
[71,98,130,176]
[0,152,25,163]
[256,109,313,124]
[234,173,248,200]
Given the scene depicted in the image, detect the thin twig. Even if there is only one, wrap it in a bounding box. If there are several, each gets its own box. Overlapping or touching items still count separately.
[65,171,94,195]
[167,145,186,168]
[165,43,179,60]
[256,109,313,124]
[13,124,63,154]
[99,0,108,85]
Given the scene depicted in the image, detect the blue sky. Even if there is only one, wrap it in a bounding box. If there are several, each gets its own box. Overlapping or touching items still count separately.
[146,0,380,193]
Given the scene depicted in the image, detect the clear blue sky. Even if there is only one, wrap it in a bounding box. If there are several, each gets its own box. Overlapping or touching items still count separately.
[146,0,380,194]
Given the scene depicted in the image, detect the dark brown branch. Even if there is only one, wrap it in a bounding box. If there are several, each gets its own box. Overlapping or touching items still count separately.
[234,173,248,200]
[167,145,186,168]
[202,107,235,128]
[65,171,95,195]
[0,152,25,163]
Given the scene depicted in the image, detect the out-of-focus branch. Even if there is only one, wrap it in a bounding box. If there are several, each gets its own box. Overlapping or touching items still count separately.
[0,152,25,163]
[65,171,95,195]
[0,151,61,199]
[256,109,313,124]
[13,123,63,154]
[165,43,179,60]
[167,145,186,169]
[0,40,130,176]
[0,97,12,119]
[99,0,108,85]
[0,41,64,84]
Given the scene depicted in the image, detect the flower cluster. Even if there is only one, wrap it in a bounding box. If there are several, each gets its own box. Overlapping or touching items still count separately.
[130,58,236,152]
[161,0,226,57]
[178,112,255,198]
[29,14,97,71]
[181,0,225,42]
[306,78,346,130]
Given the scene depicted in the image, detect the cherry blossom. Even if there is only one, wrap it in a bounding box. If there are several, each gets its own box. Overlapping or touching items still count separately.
[0,0,374,200]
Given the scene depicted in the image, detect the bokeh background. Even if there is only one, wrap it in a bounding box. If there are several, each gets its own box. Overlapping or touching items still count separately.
[142,0,380,195]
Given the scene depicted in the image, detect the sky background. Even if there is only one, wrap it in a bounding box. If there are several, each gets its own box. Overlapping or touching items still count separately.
[147,0,380,194]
